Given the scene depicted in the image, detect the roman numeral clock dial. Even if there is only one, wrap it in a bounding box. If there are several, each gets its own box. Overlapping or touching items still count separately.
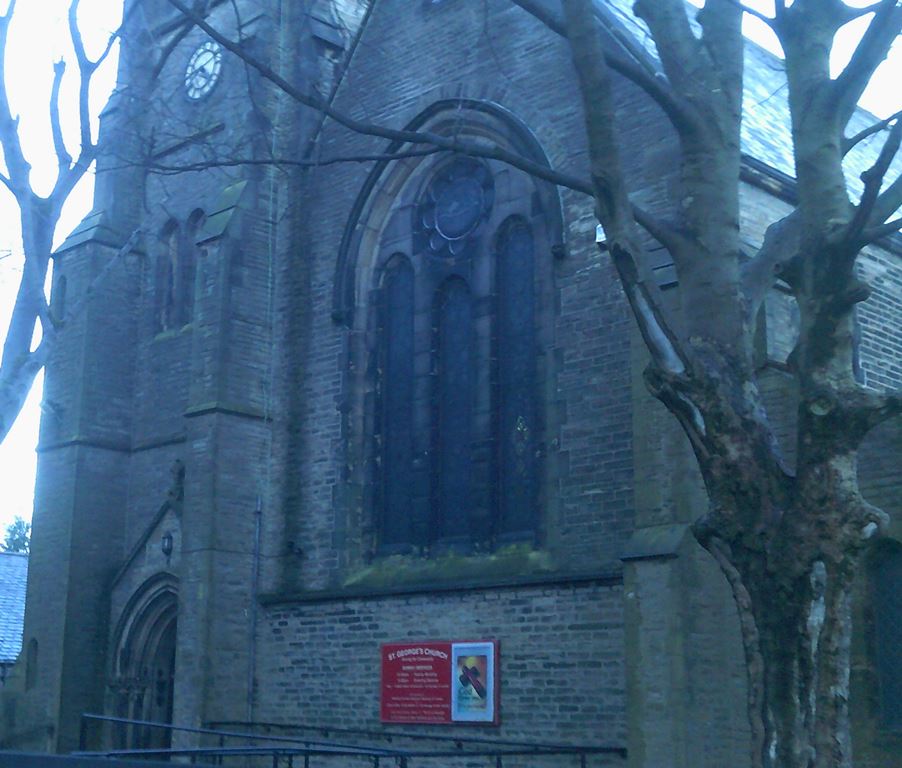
[184,41,222,100]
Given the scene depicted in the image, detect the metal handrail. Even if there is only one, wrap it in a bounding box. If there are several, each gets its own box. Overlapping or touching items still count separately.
[80,713,390,753]
[204,718,626,754]
[77,712,629,765]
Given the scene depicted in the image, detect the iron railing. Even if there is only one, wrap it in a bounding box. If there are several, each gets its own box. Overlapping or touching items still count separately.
[76,713,627,767]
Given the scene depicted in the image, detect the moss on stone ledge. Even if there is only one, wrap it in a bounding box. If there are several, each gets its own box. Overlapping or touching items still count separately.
[342,543,556,590]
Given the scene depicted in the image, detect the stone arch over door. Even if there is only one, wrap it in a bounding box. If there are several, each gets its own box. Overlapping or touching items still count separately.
[108,574,179,750]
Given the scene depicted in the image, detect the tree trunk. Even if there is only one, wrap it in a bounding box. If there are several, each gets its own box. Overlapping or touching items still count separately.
[721,549,856,768]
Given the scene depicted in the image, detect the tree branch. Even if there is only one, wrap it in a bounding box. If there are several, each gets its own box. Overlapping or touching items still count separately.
[631,204,696,258]
[842,1,894,21]
[562,0,689,380]
[126,147,447,175]
[49,60,72,186]
[860,216,901,244]
[91,20,120,70]
[868,171,902,229]
[0,0,30,193]
[741,210,801,323]
[508,0,697,132]
[0,343,47,444]
[151,15,194,81]
[698,0,745,120]
[164,0,593,195]
[43,0,104,207]
[632,0,709,109]
[840,386,902,433]
[68,0,95,154]
[728,0,775,28]
[843,109,902,155]
[609,240,689,377]
[833,0,902,127]
[560,0,635,228]
[848,118,902,238]
[507,0,564,35]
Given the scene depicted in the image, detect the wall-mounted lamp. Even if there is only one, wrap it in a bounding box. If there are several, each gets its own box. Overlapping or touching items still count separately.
[161,531,174,559]
[595,224,608,252]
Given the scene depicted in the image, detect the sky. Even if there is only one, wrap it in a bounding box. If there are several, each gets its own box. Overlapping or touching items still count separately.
[0,1,899,536]
[0,0,121,535]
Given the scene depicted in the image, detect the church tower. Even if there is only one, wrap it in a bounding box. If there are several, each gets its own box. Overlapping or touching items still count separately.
[6,0,357,751]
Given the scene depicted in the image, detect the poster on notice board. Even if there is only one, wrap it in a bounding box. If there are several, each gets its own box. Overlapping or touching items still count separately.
[380,640,499,725]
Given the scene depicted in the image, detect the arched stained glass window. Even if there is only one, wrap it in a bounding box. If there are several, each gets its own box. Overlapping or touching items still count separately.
[183,209,205,325]
[157,222,179,333]
[434,277,474,547]
[52,275,67,325]
[496,217,536,540]
[364,152,554,557]
[874,546,902,730]
[155,212,203,333]
[377,256,415,552]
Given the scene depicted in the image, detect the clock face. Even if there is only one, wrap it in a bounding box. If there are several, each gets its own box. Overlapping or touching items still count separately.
[185,41,222,100]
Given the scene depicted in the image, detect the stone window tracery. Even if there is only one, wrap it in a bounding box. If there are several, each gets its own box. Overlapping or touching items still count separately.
[155,210,203,334]
[365,155,551,557]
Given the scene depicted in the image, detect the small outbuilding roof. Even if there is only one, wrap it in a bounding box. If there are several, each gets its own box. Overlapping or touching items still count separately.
[0,551,28,665]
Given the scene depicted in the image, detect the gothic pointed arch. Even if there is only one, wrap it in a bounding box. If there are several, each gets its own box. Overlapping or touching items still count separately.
[495,216,538,541]
[108,573,179,750]
[339,101,562,562]
[432,275,476,549]
[156,220,180,333]
[154,210,204,333]
[375,253,416,553]
[331,99,566,327]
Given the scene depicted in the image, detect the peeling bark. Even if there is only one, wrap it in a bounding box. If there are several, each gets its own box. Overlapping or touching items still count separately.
[559,1,902,765]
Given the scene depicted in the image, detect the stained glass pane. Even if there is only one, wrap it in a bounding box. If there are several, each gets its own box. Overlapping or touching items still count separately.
[497,218,536,538]
[380,258,415,549]
[435,278,473,543]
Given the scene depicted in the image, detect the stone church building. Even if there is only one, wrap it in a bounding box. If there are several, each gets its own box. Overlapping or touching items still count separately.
[1,1,901,766]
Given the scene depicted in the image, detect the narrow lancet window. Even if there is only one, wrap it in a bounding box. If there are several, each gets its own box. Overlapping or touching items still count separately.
[378,256,415,551]
[434,278,474,547]
[496,217,537,540]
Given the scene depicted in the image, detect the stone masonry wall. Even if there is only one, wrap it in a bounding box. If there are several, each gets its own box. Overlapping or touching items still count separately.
[264,0,686,595]
[256,579,625,760]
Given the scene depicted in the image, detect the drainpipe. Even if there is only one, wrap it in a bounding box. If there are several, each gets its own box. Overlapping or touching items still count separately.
[246,495,263,724]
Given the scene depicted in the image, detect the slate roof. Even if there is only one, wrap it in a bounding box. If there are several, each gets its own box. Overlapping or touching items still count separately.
[598,0,901,198]
[0,552,28,665]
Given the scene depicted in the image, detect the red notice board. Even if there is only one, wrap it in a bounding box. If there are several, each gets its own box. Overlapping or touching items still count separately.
[381,642,452,723]
[380,640,499,725]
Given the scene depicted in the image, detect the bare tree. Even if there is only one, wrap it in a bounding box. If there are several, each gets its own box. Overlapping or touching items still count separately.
[0,0,124,443]
[559,2,901,766]
[139,0,902,764]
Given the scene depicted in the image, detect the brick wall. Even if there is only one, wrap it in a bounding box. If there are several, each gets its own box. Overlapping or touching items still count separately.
[257,579,625,754]
[264,0,652,596]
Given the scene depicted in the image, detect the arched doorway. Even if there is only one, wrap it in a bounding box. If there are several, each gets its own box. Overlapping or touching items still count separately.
[109,574,179,751]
